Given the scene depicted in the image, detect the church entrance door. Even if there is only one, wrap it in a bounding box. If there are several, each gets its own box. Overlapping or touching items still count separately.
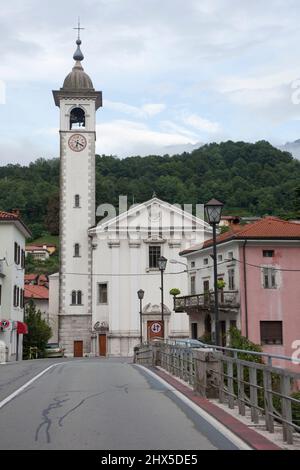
[99,334,107,357]
[74,341,83,357]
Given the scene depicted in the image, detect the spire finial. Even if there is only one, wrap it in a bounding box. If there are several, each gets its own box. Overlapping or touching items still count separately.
[73,18,85,62]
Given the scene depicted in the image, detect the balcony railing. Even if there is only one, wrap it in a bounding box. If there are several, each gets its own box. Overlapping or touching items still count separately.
[174,291,240,313]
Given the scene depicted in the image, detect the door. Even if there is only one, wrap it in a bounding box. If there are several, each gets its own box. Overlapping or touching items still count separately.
[203,280,210,305]
[147,321,164,341]
[74,341,83,358]
[99,334,107,357]
[191,322,198,339]
[220,321,226,347]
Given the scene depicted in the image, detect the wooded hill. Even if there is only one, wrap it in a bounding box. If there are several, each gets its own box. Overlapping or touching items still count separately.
[1,140,300,238]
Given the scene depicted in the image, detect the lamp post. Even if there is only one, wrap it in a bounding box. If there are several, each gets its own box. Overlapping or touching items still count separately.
[137,289,145,344]
[158,256,167,339]
[205,199,224,346]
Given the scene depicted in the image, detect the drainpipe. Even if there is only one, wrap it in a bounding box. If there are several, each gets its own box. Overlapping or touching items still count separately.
[243,240,249,338]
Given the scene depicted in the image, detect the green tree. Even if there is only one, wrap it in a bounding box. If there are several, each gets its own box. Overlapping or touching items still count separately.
[44,191,60,235]
[23,301,52,359]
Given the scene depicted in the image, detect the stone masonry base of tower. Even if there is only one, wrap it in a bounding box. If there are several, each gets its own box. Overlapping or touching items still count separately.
[59,315,92,357]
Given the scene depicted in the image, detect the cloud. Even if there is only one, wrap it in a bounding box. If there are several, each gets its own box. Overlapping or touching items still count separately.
[2,0,300,163]
[104,100,166,118]
[96,119,195,157]
[181,113,221,134]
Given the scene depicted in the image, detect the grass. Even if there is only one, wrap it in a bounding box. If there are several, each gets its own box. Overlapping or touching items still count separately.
[31,234,59,248]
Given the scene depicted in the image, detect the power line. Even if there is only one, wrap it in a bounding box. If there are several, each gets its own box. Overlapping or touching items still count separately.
[59,270,186,277]
[233,258,300,272]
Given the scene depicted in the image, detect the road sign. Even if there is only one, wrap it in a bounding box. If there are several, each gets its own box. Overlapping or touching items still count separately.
[151,322,162,334]
[0,320,10,330]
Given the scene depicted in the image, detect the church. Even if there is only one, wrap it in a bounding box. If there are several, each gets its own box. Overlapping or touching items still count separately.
[49,34,211,357]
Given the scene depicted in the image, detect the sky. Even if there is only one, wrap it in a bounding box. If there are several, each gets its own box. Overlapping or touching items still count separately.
[2,0,300,164]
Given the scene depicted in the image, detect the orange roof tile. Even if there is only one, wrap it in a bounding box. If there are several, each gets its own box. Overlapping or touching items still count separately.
[24,285,49,300]
[181,217,300,255]
[0,211,18,220]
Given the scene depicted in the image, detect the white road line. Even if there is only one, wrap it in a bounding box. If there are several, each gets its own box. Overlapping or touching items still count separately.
[0,363,61,410]
[137,365,252,451]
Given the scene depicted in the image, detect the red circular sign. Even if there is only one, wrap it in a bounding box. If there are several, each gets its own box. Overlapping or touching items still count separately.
[0,320,10,329]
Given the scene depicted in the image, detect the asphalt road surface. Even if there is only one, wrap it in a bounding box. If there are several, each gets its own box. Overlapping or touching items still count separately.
[0,358,243,450]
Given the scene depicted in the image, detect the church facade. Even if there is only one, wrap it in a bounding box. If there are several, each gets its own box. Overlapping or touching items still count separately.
[50,37,211,357]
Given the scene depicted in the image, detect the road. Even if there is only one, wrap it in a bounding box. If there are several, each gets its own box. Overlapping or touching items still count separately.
[0,358,243,450]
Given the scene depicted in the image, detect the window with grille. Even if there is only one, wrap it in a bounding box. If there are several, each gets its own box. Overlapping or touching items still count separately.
[228,268,235,290]
[260,321,283,345]
[14,243,18,264]
[263,250,274,258]
[190,276,196,295]
[98,283,108,304]
[263,267,277,289]
[149,245,161,268]
[74,244,80,257]
[71,290,83,305]
[74,195,80,207]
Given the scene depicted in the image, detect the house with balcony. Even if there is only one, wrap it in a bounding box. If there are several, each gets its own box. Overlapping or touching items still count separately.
[176,216,300,367]
[25,244,56,261]
[0,211,31,361]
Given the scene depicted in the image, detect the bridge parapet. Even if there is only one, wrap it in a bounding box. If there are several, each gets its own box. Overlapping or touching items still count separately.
[135,341,300,446]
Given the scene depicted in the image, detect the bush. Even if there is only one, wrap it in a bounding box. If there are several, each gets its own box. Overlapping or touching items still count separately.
[170,288,181,296]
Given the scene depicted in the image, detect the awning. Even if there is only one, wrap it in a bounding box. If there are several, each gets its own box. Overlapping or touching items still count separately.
[17,322,28,335]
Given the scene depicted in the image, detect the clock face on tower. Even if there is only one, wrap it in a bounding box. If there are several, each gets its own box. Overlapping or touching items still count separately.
[68,134,87,152]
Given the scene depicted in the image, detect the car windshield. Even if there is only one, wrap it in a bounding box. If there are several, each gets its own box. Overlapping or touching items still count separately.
[47,343,59,349]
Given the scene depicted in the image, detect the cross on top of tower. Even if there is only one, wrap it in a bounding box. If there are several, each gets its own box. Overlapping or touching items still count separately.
[73,18,85,41]
[73,18,85,62]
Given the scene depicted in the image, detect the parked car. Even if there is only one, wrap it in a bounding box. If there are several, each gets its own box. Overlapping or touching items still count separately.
[172,338,204,349]
[45,343,65,358]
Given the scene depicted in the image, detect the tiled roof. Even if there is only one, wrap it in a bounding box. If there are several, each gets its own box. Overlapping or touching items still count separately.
[26,245,49,252]
[0,210,32,237]
[24,285,49,300]
[0,211,18,220]
[181,217,300,255]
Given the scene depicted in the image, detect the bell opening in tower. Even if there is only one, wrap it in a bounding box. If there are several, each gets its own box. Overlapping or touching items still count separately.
[70,107,86,129]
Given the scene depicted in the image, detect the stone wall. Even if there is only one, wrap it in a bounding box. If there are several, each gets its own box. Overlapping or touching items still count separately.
[59,314,92,356]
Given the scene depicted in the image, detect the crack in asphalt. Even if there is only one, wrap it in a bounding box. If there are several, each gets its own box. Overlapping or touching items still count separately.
[58,391,106,427]
[35,394,70,444]
[35,384,132,444]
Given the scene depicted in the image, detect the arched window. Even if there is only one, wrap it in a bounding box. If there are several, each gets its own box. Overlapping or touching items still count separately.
[71,291,77,305]
[74,194,80,208]
[70,107,86,129]
[77,291,82,305]
[74,243,80,257]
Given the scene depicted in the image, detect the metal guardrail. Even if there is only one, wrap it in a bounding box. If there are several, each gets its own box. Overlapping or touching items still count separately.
[135,341,300,445]
[167,338,300,366]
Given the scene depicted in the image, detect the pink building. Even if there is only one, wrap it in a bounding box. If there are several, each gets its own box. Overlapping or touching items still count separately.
[176,217,300,370]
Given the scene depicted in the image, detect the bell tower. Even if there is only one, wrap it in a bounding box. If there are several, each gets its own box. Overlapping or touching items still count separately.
[53,28,102,356]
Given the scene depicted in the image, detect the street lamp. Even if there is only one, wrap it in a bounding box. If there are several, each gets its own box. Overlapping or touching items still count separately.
[158,256,167,339]
[137,289,145,344]
[205,199,224,346]
[169,259,188,271]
